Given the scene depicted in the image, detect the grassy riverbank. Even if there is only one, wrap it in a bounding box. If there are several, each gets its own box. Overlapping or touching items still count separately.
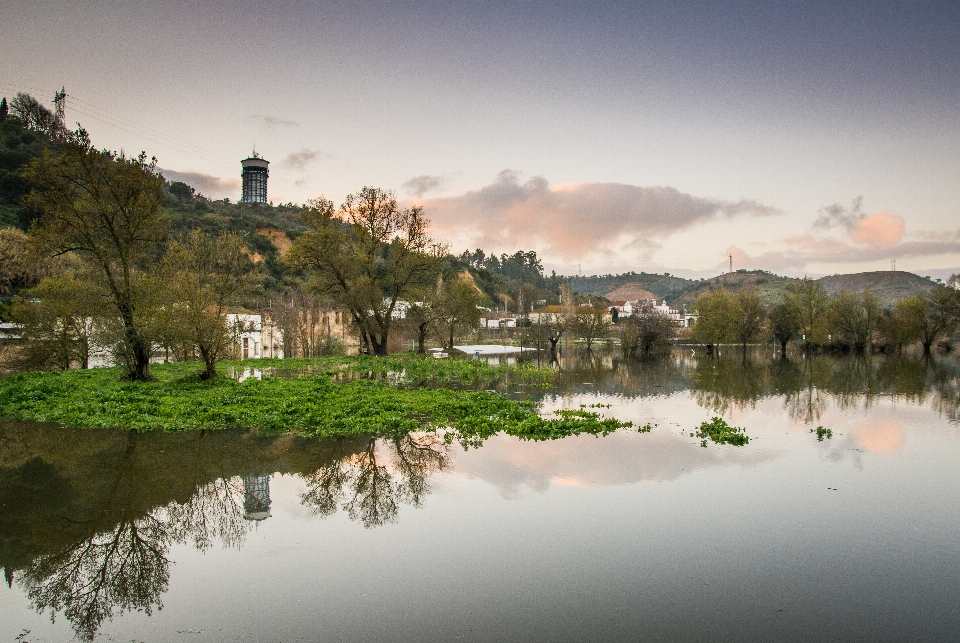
[0,355,631,439]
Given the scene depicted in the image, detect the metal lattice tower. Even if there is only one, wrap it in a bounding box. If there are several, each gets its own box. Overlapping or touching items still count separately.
[53,87,66,129]
[241,150,269,204]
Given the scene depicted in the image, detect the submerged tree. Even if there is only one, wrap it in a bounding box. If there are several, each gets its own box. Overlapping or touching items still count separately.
[25,131,168,380]
[829,290,881,352]
[730,289,767,354]
[437,275,484,349]
[783,278,830,348]
[288,188,441,355]
[693,288,734,353]
[916,286,960,354]
[770,301,800,355]
[571,307,611,350]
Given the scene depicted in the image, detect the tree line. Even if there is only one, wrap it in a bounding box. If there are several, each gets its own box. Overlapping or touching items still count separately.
[0,107,499,379]
[691,278,960,356]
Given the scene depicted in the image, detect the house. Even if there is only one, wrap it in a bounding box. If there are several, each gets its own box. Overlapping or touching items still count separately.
[0,322,23,342]
[226,310,284,359]
[609,299,695,327]
[481,315,517,329]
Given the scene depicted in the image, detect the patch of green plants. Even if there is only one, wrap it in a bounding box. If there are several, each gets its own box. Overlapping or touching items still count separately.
[694,416,750,447]
[811,426,833,441]
[0,356,629,444]
[638,422,656,433]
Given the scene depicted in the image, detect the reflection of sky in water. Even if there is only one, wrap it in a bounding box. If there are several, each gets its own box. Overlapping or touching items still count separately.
[3,352,960,642]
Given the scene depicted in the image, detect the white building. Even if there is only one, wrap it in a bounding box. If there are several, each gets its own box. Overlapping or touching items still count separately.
[226,311,284,359]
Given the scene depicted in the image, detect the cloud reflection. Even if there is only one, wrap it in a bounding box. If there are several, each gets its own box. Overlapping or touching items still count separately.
[452,431,777,498]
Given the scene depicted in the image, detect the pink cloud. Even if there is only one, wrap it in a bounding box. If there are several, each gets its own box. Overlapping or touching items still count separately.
[415,171,779,260]
[849,211,905,247]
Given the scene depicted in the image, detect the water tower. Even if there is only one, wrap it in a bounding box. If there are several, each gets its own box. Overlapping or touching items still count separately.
[242,474,272,521]
[241,151,269,204]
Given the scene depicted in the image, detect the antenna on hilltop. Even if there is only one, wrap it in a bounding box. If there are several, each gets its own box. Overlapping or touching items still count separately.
[891,259,896,271]
[729,254,733,274]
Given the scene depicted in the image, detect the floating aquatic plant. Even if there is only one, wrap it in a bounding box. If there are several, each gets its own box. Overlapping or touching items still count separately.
[811,426,833,441]
[694,417,750,447]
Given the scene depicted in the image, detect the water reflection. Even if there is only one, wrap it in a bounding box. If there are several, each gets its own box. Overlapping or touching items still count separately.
[682,350,960,422]
[301,432,449,528]
[0,425,442,640]
[2,350,959,639]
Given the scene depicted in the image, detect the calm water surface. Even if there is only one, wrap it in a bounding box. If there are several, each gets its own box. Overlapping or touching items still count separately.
[2,350,959,642]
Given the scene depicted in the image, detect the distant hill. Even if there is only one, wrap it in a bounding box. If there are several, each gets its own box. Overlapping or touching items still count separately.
[675,270,795,307]
[571,269,939,308]
[819,271,936,306]
[604,283,657,301]
[569,272,693,301]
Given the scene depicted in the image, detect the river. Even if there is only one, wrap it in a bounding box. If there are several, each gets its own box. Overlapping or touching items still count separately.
[1,349,958,642]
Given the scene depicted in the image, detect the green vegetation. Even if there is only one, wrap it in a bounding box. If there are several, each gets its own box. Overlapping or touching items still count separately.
[691,277,960,355]
[812,426,833,441]
[694,416,750,447]
[0,355,630,439]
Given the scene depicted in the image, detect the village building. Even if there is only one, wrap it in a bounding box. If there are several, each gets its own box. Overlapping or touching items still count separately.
[608,299,696,327]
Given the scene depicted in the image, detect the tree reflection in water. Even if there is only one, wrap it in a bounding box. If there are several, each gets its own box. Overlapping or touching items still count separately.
[0,425,450,639]
[301,432,450,528]
[23,512,170,642]
[686,348,960,424]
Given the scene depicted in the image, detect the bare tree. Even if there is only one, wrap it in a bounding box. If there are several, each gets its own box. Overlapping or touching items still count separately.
[288,187,441,355]
[571,307,611,349]
[9,92,55,133]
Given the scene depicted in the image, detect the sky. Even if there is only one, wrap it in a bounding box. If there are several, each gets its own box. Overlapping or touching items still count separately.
[2,0,959,279]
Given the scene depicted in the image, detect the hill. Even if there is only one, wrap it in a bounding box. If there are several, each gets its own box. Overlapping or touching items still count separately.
[819,271,936,306]
[571,268,940,309]
[604,283,657,301]
[674,270,795,307]
[569,272,693,301]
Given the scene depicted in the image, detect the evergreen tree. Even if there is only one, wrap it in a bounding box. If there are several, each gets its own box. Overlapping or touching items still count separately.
[0,97,8,121]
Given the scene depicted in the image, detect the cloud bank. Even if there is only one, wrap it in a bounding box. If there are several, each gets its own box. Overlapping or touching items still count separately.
[717,198,953,273]
[159,169,239,199]
[416,170,779,260]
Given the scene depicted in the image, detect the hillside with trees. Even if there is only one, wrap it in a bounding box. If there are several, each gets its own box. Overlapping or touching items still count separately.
[569,272,692,301]
[2,88,958,374]
[819,271,937,304]
[572,268,939,310]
